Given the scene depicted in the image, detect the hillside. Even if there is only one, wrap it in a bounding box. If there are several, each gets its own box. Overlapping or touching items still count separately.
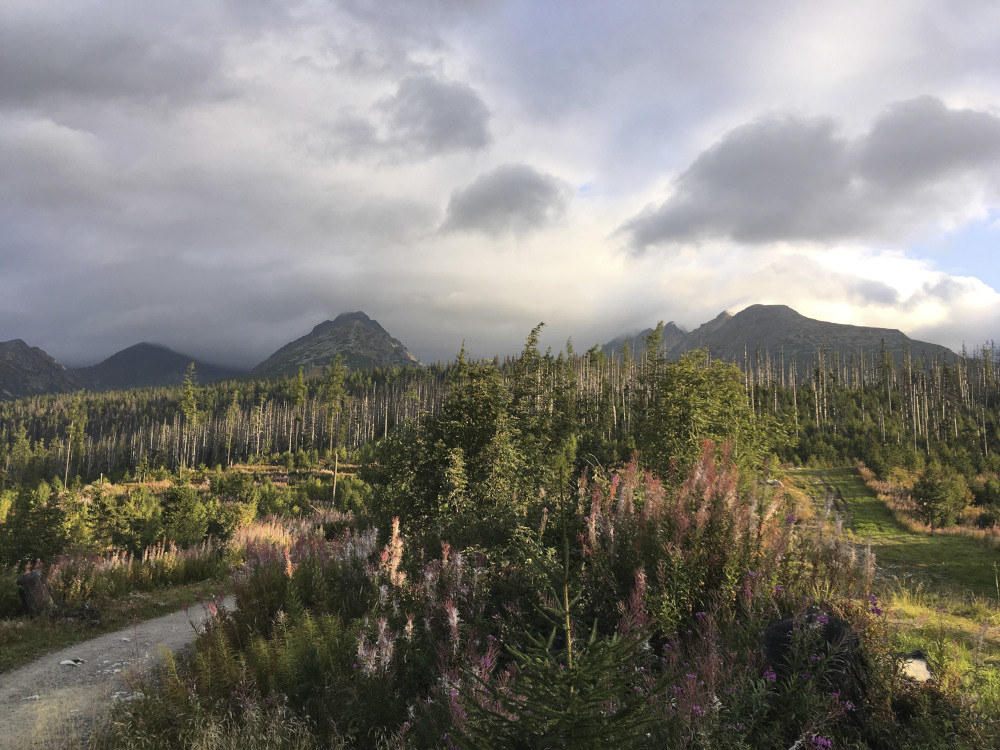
[602,320,687,359]
[0,339,79,401]
[604,304,957,375]
[250,311,422,378]
[73,343,245,392]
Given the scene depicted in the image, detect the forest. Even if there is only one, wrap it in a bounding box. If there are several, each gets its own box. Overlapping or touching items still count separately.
[2,326,1000,748]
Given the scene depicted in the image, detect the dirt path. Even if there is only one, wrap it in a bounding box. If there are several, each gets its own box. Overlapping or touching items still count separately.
[0,595,236,750]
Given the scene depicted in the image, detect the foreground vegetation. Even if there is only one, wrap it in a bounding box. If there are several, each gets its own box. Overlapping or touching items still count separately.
[2,328,999,747]
[80,451,993,749]
[795,469,1000,724]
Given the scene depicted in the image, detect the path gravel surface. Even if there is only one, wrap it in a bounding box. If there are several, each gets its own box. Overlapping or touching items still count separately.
[0,595,235,749]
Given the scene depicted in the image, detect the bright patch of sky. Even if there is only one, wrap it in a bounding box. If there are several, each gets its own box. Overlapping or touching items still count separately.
[915,214,1000,291]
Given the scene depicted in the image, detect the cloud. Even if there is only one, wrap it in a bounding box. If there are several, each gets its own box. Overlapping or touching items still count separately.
[440,164,572,236]
[622,97,1000,252]
[3,2,1000,372]
[858,96,1000,187]
[380,75,492,155]
[622,115,859,246]
[0,3,234,107]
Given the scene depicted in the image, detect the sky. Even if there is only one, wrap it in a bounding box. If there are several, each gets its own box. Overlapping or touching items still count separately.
[2,0,1000,368]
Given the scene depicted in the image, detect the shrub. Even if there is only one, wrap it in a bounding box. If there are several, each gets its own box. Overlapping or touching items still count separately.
[913,462,970,530]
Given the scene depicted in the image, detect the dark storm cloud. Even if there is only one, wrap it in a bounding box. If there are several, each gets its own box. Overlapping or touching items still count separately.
[622,97,1000,252]
[381,75,492,155]
[0,3,241,107]
[858,96,1000,187]
[850,278,900,306]
[440,164,572,236]
[623,115,860,246]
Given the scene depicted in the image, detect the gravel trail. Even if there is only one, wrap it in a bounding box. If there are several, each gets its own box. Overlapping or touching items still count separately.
[0,595,235,749]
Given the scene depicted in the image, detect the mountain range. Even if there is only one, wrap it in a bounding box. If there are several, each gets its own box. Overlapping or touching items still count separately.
[72,343,245,392]
[603,304,957,375]
[0,339,79,401]
[0,305,962,401]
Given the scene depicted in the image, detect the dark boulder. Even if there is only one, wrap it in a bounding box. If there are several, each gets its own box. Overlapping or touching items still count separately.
[16,570,53,617]
[761,608,868,713]
[762,609,859,675]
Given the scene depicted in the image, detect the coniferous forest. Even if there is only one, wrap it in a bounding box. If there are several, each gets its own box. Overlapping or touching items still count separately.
[2,326,1000,748]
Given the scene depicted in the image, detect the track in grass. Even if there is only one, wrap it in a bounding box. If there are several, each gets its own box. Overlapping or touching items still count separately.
[799,467,1000,600]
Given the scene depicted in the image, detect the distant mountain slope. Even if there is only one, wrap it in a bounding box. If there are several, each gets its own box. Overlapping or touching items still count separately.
[602,321,687,359]
[603,304,957,374]
[0,339,79,401]
[251,311,422,378]
[73,343,246,392]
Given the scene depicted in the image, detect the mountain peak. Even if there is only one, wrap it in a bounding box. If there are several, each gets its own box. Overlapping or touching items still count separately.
[72,343,244,391]
[0,339,78,401]
[311,311,376,333]
[334,311,374,324]
[252,311,421,377]
[602,303,956,375]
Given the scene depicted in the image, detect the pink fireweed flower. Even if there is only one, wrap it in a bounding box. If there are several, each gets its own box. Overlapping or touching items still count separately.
[380,517,407,587]
[444,598,460,646]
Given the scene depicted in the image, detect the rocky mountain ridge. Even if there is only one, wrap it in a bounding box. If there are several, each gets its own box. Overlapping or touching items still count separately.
[603,304,957,375]
[251,312,423,378]
[0,305,964,400]
[0,339,80,400]
[0,311,422,400]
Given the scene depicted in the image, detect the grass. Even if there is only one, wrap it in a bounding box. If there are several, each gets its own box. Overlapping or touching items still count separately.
[796,467,1000,600]
[0,576,227,674]
[789,467,1000,718]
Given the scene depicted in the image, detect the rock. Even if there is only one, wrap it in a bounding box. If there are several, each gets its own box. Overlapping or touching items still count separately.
[761,608,867,709]
[112,691,145,702]
[69,601,100,625]
[15,570,53,617]
[762,609,858,674]
[899,650,934,683]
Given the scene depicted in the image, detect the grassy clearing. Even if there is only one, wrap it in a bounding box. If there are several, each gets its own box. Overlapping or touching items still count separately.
[0,577,227,674]
[805,467,1000,599]
[790,467,1000,717]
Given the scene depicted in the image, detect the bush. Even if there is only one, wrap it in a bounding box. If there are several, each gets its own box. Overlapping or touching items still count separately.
[912,462,970,529]
[162,485,210,548]
[333,475,370,513]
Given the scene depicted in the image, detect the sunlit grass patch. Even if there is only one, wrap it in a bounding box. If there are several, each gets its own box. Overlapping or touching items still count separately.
[800,467,1000,599]
[796,468,1000,726]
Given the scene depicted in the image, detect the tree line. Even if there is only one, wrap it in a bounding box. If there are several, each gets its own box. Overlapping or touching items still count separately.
[2,331,999,500]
